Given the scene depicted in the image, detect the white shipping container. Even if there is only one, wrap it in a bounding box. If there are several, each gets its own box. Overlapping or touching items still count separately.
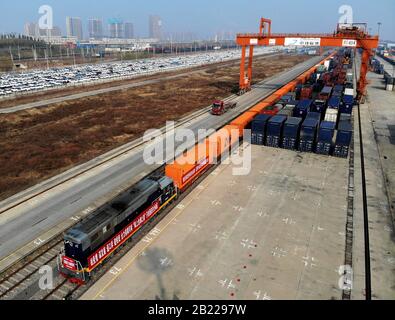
[324,60,331,70]
[325,108,338,123]
[344,88,354,96]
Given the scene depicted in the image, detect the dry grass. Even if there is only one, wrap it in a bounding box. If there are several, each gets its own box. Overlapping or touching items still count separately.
[0,54,310,200]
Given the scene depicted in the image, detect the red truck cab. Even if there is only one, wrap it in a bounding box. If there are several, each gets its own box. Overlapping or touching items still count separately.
[211,100,237,115]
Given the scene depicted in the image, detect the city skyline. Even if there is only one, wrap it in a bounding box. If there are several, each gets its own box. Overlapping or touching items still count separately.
[1,0,395,41]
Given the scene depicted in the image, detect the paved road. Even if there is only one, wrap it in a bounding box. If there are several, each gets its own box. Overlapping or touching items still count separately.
[0,55,325,261]
[0,52,280,115]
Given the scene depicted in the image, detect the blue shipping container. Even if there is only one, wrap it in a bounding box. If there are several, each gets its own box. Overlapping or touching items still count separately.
[266,115,287,148]
[328,96,341,109]
[251,114,272,145]
[299,118,319,153]
[336,121,353,146]
[294,99,313,118]
[340,95,354,114]
[282,117,302,150]
[333,85,344,93]
[316,121,336,155]
[311,100,326,113]
[306,112,321,121]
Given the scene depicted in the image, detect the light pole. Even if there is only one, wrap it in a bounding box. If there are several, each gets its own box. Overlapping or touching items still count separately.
[377,22,382,37]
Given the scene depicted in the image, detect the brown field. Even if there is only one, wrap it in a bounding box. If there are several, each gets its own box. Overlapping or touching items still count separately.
[0,54,310,200]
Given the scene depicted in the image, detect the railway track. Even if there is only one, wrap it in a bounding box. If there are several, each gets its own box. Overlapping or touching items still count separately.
[0,237,63,300]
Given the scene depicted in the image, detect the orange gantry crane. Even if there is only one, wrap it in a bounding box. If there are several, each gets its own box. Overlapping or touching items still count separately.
[236,18,379,100]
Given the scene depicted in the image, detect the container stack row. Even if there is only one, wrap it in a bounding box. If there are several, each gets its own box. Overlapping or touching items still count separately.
[251,49,354,158]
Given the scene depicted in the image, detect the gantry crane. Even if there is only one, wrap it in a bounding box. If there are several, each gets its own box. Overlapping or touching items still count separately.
[236,18,379,101]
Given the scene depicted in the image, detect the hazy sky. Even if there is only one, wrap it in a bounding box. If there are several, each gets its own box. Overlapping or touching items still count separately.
[0,0,394,40]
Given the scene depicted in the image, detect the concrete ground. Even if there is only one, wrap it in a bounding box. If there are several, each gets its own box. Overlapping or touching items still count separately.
[81,71,395,301]
[351,71,395,300]
[82,144,350,300]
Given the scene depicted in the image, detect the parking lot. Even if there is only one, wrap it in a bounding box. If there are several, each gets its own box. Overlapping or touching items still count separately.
[0,47,278,98]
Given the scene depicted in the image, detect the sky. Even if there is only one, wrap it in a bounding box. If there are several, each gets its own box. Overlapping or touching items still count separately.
[0,0,394,40]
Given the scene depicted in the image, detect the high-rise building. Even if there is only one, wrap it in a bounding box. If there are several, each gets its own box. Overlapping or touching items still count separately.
[88,18,103,39]
[124,22,134,39]
[108,18,124,38]
[24,22,62,38]
[149,15,162,39]
[66,17,83,40]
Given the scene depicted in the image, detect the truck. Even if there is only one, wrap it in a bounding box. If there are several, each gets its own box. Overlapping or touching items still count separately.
[211,100,237,115]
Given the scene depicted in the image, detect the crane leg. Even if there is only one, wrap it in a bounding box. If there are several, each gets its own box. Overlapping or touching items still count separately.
[247,45,254,92]
[357,48,372,103]
[239,45,247,94]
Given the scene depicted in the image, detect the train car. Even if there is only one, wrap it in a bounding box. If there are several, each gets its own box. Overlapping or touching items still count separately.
[59,175,177,283]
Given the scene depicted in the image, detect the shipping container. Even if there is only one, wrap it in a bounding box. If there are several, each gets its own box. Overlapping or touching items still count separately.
[306,111,321,121]
[324,60,330,71]
[339,114,352,123]
[277,109,293,117]
[282,117,302,150]
[311,100,326,114]
[166,142,212,191]
[251,114,272,145]
[207,125,240,162]
[318,86,333,101]
[328,96,341,109]
[340,95,354,114]
[344,88,354,97]
[299,118,319,153]
[333,85,344,93]
[324,108,338,124]
[278,93,295,106]
[266,115,287,148]
[300,85,313,99]
[316,121,336,155]
[346,71,353,82]
[260,104,283,116]
[250,102,271,114]
[293,99,312,119]
[285,100,299,108]
[334,121,353,158]
[294,84,303,100]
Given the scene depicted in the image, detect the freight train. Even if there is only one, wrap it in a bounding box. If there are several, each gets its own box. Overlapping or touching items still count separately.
[60,176,177,283]
[59,125,239,283]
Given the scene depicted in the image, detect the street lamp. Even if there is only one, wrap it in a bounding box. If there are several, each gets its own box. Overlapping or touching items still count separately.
[377,22,382,37]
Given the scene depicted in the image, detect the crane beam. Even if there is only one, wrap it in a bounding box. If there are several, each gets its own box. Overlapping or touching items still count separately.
[236,18,379,100]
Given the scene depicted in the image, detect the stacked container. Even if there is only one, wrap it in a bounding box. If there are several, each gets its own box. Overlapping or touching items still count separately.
[334,121,353,158]
[316,121,336,155]
[299,118,319,153]
[324,108,338,124]
[266,115,287,148]
[277,105,295,117]
[341,95,354,114]
[282,117,302,150]
[293,99,312,119]
[261,104,283,116]
[328,96,341,109]
[251,114,272,145]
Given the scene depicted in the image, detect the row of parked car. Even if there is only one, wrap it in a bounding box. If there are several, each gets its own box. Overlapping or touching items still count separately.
[0,47,279,97]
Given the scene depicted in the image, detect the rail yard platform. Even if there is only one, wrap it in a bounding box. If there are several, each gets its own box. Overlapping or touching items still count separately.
[81,71,395,301]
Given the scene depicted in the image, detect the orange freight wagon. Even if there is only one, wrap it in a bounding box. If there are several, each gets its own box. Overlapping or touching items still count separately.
[165,125,241,191]
[230,111,258,136]
[165,141,211,191]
